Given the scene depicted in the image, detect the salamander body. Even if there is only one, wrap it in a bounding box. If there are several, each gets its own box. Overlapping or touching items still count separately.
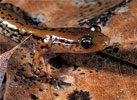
[0,3,110,86]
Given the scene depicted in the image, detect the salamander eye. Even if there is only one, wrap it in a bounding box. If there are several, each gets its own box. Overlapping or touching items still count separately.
[90,25,101,32]
[80,36,93,49]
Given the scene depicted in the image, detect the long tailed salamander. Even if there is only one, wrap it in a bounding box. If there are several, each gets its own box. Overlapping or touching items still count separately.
[0,3,110,86]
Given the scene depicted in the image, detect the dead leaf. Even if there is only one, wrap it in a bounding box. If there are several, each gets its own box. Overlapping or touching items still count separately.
[0,34,31,87]
[0,0,137,100]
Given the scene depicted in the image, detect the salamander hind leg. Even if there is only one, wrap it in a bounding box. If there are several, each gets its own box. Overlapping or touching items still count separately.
[33,50,70,88]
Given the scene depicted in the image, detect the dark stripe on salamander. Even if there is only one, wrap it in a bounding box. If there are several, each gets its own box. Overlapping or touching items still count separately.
[15,22,24,26]
[40,44,49,49]
[0,24,21,42]
[58,39,79,45]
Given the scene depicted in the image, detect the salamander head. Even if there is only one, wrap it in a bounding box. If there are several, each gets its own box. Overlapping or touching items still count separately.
[70,25,110,53]
[40,25,110,53]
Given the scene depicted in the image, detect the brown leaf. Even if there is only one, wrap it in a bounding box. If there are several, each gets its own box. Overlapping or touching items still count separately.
[0,0,137,100]
[0,47,15,86]
[0,34,31,87]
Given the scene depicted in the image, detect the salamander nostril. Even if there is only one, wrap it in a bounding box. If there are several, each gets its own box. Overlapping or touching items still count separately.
[103,40,109,47]
[80,36,93,49]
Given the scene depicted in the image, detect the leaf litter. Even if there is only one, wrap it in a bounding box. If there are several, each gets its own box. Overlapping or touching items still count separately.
[0,35,32,91]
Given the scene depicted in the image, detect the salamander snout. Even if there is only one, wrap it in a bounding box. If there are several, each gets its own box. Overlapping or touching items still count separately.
[75,25,110,53]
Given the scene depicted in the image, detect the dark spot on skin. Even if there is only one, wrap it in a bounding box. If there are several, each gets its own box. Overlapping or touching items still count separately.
[11,18,14,20]
[1,17,5,19]
[39,72,48,78]
[98,34,103,36]
[16,7,20,11]
[49,28,56,31]
[40,27,48,30]
[59,28,64,31]
[1,11,4,14]
[62,31,66,33]
[59,39,65,43]
[8,14,12,17]
[11,34,18,37]
[16,22,24,26]
[58,30,62,32]
[30,94,38,100]
[62,45,65,48]
[68,31,74,33]
[68,90,90,100]
[58,43,61,46]
[32,26,39,29]
[72,42,79,44]
[40,44,49,49]
[49,35,52,39]
[23,32,29,36]
[64,28,68,30]
[65,41,71,44]
[32,34,43,41]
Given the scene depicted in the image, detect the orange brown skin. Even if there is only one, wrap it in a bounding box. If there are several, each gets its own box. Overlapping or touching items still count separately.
[0,3,110,86]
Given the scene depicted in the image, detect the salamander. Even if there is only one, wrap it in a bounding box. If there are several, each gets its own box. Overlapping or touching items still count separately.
[0,3,110,86]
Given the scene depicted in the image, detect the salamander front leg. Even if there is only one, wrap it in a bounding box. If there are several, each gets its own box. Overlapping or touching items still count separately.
[33,50,42,75]
[33,50,70,88]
